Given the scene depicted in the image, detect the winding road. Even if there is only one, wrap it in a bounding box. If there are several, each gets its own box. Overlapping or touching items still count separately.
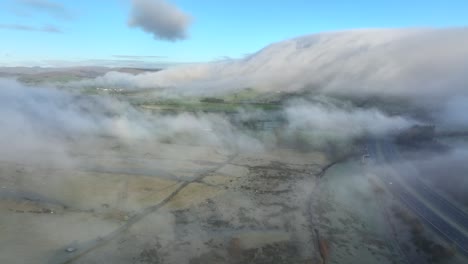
[51,152,239,264]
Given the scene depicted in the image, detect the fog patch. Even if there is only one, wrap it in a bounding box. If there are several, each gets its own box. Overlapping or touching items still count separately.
[284,100,415,144]
[434,97,468,131]
[0,79,265,169]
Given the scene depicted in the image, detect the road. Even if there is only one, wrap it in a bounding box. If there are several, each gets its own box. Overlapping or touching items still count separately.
[368,139,468,256]
[381,141,468,231]
[51,153,239,264]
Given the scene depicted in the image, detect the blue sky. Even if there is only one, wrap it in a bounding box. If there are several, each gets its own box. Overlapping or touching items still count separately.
[1,0,468,67]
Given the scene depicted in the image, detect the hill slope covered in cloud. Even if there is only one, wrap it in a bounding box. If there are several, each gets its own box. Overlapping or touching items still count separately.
[88,28,468,100]
[78,27,468,130]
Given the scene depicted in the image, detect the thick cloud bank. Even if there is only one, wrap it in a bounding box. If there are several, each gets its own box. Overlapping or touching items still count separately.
[128,0,192,41]
[86,28,468,102]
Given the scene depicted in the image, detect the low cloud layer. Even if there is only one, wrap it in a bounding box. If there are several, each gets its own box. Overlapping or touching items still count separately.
[0,77,412,170]
[128,0,192,41]
[0,79,264,168]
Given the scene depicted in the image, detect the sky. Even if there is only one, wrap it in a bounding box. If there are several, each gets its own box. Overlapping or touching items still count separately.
[0,0,468,67]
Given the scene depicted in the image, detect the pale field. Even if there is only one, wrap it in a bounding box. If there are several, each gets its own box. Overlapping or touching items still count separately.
[0,140,329,264]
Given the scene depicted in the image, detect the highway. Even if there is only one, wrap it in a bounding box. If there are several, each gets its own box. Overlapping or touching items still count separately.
[368,139,468,256]
[382,141,468,232]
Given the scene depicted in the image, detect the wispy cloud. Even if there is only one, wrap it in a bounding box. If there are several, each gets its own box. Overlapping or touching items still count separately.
[0,23,62,33]
[212,56,235,62]
[40,59,176,68]
[113,55,167,59]
[16,0,73,20]
[128,0,192,42]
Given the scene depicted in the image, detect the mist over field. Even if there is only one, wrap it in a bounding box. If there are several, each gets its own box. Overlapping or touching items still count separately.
[0,75,418,170]
[0,79,261,166]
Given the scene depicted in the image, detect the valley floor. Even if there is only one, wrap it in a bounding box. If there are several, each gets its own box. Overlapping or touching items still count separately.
[1,139,464,264]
